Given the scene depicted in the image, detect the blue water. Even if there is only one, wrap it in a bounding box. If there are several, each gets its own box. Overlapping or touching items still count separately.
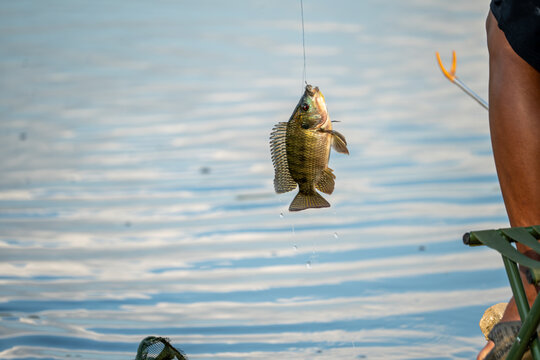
[0,0,512,359]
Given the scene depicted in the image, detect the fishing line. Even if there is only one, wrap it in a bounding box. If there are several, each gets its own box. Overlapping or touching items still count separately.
[300,0,307,88]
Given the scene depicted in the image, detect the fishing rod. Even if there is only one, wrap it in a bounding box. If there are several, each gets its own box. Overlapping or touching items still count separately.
[436,51,489,110]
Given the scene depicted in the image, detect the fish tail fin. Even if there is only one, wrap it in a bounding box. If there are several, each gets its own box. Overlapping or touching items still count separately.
[289,190,330,211]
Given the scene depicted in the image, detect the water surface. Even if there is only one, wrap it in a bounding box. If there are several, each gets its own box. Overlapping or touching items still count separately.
[0,1,511,359]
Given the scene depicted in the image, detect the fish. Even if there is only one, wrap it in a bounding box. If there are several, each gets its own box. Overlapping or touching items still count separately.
[270,84,349,211]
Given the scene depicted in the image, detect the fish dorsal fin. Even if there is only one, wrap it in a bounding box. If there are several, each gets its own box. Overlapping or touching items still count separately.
[270,122,297,193]
[316,168,335,194]
[331,130,349,155]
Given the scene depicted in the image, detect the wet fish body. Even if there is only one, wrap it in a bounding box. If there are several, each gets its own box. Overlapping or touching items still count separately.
[270,84,348,211]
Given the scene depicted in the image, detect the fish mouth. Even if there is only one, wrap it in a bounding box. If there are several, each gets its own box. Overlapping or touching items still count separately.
[303,84,328,128]
[305,84,319,96]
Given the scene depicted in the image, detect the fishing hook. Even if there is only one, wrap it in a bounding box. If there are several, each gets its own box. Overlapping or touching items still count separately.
[436,50,489,110]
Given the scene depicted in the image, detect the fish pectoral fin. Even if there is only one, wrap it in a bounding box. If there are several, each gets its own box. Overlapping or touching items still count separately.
[331,130,349,155]
[270,122,297,193]
[289,190,330,211]
[316,168,335,194]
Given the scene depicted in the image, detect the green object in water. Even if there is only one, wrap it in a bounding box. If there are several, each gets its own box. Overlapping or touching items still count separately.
[135,336,188,360]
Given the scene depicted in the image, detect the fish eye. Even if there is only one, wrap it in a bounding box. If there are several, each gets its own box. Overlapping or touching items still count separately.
[301,103,309,111]
[301,123,310,129]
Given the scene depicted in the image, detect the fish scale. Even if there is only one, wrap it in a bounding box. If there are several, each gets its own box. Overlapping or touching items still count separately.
[286,123,330,189]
